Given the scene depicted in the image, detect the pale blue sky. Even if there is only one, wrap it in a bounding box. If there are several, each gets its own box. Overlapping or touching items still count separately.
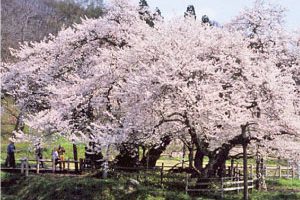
[105,0,300,30]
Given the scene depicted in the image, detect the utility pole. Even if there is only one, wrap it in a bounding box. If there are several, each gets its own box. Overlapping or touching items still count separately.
[242,124,248,200]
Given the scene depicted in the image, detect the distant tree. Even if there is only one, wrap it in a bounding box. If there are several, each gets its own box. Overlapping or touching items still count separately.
[153,7,163,20]
[1,0,104,62]
[138,0,154,27]
[139,0,148,7]
[184,5,196,19]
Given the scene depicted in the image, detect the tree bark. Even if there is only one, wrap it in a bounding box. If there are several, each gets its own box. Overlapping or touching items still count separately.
[255,154,267,191]
[15,112,25,132]
[115,143,139,168]
[201,134,245,178]
[188,144,194,169]
[242,124,248,200]
[140,136,171,168]
[194,148,205,171]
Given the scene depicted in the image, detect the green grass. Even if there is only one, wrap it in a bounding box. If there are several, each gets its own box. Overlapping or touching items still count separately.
[1,171,300,200]
[267,178,300,190]
[223,190,300,200]
[221,178,300,200]
[1,172,191,200]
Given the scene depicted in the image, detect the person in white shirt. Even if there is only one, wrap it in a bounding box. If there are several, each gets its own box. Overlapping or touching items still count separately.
[52,148,59,165]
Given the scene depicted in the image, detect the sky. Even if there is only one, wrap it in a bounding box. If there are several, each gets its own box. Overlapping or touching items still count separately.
[105,0,300,30]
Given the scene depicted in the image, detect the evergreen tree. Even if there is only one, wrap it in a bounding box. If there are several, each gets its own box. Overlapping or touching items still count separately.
[153,7,163,20]
[139,0,148,7]
[138,0,154,27]
[184,5,196,19]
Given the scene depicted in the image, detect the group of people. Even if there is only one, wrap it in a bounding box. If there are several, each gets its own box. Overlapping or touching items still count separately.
[4,139,66,169]
[52,145,66,169]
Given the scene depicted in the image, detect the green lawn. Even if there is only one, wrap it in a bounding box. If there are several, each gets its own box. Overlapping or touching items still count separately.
[1,172,191,200]
[1,171,299,200]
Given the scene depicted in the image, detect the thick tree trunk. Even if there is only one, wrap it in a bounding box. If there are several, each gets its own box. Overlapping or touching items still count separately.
[115,143,139,168]
[140,136,171,168]
[194,148,205,171]
[15,112,25,132]
[188,145,194,169]
[202,153,227,178]
[255,155,267,191]
[201,134,245,178]
[242,124,249,200]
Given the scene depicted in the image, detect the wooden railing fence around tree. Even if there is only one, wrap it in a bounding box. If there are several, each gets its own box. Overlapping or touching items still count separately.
[4,158,300,181]
[18,157,81,176]
[232,164,299,179]
[185,175,256,199]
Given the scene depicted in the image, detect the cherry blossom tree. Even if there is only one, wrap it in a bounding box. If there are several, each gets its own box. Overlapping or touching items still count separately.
[2,0,299,176]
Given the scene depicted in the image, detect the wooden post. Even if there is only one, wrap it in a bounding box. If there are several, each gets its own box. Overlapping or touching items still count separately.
[102,144,111,179]
[37,158,40,174]
[230,159,234,179]
[221,177,224,199]
[250,165,253,179]
[292,166,295,179]
[25,158,29,177]
[160,163,164,187]
[227,166,230,178]
[146,151,149,170]
[185,174,189,195]
[21,158,25,174]
[287,163,290,179]
[67,159,70,172]
[73,143,78,173]
[279,165,282,178]
[79,159,83,172]
[52,159,55,173]
[137,170,139,181]
[182,144,186,168]
[237,173,240,194]
[59,159,62,171]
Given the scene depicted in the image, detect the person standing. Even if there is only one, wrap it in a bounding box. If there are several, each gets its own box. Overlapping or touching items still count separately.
[6,138,16,168]
[58,145,66,170]
[52,148,59,165]
[35,143,44,168]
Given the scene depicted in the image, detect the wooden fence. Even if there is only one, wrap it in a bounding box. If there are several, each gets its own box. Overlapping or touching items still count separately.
[232,164,299,179]
[4,158,300,181]
[18,157,80,176]
[185,176,255,198]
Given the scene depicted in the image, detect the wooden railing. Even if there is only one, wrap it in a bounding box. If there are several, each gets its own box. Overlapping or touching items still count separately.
[19,157,80,176]
[185,176,255,198]
[231,164,299,179]
[4,159,300,181]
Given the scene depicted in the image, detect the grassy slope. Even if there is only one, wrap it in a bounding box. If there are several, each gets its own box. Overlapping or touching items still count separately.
[1,172,300,200]
[1,172,192,200]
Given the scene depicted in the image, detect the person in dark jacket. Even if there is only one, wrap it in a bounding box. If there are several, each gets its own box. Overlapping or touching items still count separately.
[5,138,16,168]
[35,143,44,168]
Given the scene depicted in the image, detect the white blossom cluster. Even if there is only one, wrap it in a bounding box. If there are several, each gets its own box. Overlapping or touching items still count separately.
[2,0,300,158]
